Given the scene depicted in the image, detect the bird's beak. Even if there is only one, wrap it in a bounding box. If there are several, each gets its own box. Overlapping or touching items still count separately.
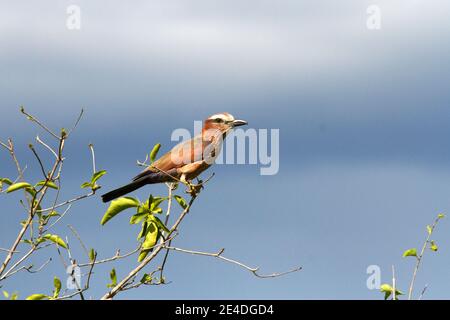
[232,119,248,127]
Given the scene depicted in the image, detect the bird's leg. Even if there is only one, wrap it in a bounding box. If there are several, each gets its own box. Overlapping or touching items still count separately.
[180,174,203,197]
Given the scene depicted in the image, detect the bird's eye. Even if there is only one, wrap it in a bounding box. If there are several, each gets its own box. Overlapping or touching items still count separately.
[214,118,224,123]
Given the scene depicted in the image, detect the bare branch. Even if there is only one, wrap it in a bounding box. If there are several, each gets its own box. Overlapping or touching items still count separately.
[2,257,52,279]
[0,140,10,151]
[0,248,20,254]
[2,139,25,181]
[159,183,176,280]
[408,215,443,300]
[36,136,58,160]
[67,109,84,137]
[0,123,66,278]
[29,144,47,179]
[77,233,178,268]
[65,237,85,300]
[88,143,96,174]
[56,251,96,300]
[418,284,429,300]
[392,265,396,300]
[78,245,140,267]
[20,106,60,140]
[164,246,302,279]
[100,228,187,300]
[67,224,90,260]
[0,244,52,281]
[38,191,95,213]
[43,204,73,232]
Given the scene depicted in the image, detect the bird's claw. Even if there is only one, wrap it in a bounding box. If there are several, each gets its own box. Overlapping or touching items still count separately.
[185,181,204,197]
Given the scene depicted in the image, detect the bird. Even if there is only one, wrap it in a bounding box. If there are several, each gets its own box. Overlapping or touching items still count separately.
[101,112,247,202]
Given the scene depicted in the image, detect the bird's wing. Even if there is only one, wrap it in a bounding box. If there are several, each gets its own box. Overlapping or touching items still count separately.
[132,134,206,181]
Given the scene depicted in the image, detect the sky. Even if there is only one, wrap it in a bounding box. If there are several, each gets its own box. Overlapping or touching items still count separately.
[1,0,450,299]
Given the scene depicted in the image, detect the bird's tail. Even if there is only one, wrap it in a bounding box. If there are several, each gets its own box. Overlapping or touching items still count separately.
[101,170,178,203]
[101,178,148,203]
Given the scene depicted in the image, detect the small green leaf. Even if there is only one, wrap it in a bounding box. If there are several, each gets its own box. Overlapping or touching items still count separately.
[140,273,153,284]
[0,178,13,185]
[35,237,46,245]
[101,197,140,225]
[402,248,418,258]
[89,248,96,262]
[137,221,148,240]
[438,213,445,219]
[130,211,148,225]
[150,207,161,214]
[91,170,107,184]
[380,284,403,300]
[0,178,13,191]
[107,268,117,288]
[35,180,59,190]
[174,195,188,209]
[426,225,432,235]
[40,211,59,225]
[142,222,159,251]
[53,277,62,298]
[48,210,59,217]
[43,234,68,249]
[138,222,159,262]
[149,215,170,233]
[6,182,33,194]
[2,291,9,299]
[430,240,438,252]
[26,294,48,300]
[138,250,149,262]
[150,143,161,163]
[80,182,92,189]
[150,196,166,212]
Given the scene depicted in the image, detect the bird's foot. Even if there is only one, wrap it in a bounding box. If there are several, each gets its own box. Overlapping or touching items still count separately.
[185,180,204,197]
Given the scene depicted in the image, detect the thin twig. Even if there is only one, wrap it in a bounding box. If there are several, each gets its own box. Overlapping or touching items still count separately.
[29,144,47,178]
[408,215,442,300]
[88,143,96,174]
[159,184,175,281]
[67,225,90,260]
[20,107,60,140]
[164,183,175,227]
[392,265,396,300]
[65,237,85,300]
[0,114,66,278]
[77,245,141,267]
[56,251,96,300]
[38,192,95,213]
[0,248,20,254]
[3,258,52,279]
[77,233,177,269]
[1,139,24,181]
[0,244,52,281]
[0,140,10,150]
[164,246,302,279]
[36,136,58,159]
[67,109,84,137]
[122,269,171,291]
[43,204,73,232]
[418,284,429,300]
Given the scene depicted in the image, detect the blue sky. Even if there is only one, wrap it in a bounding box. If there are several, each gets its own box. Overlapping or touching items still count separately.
[1,0,450,299]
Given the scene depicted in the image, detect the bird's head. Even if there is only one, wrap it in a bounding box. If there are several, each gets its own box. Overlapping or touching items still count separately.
[203,112,247,135]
